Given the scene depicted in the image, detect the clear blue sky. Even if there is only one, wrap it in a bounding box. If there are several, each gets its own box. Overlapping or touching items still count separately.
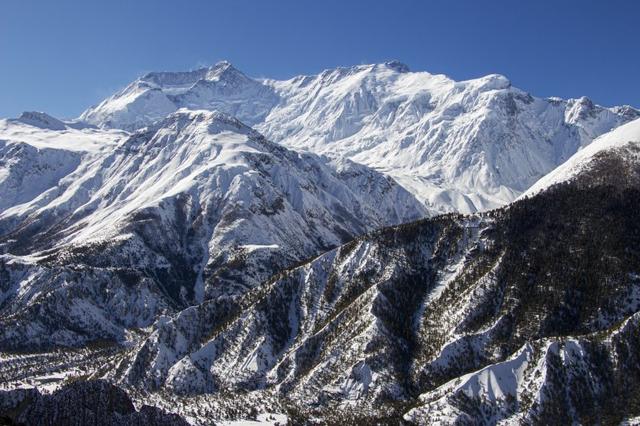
[1,0,638,119]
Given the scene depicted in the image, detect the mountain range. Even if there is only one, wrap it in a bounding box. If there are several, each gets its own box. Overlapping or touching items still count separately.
[1,61,639,425]
[81,61,639,213]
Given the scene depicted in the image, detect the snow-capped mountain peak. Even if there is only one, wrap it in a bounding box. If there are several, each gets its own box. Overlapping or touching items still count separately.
[156,108,256,137]
[16,111,68,131]
[137,61,245,88]
[204,60,245,80]
[79,61,638,214]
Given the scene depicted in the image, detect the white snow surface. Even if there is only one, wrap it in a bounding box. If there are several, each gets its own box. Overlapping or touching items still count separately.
[0,118,124,212]
[79,61,639,213]
[0,117,123,153]
[522,117,640,197]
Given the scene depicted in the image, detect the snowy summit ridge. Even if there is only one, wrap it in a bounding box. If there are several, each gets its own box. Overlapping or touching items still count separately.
[80,61,639,214]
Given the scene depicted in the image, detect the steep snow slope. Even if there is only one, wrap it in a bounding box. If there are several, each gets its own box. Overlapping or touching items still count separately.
[522,117,640,197]
[0,110,425,349]
[80,61,639,213]
[0,116,124,212]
